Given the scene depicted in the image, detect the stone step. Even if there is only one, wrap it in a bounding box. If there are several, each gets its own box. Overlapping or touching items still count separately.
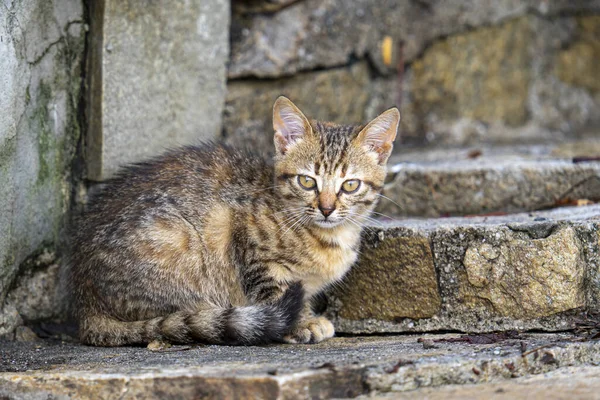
[368,366,600,399]
[1,334,599,399]
[380,141,600,217]
[326,204,600,334]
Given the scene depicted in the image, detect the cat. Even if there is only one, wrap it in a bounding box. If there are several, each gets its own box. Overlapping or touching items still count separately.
[68,96,399,346]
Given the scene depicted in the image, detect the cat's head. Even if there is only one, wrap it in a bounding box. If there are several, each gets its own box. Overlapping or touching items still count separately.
[272,96,399,230]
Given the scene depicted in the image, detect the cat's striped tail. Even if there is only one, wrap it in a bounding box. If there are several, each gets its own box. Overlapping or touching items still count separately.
[79,282,305,346]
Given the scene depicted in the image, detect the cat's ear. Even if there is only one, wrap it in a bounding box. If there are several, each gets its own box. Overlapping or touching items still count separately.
[273,96,312,155]
[355,108,400,164]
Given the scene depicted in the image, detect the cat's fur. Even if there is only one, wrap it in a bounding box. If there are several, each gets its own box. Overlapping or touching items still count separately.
[69,97,399,346]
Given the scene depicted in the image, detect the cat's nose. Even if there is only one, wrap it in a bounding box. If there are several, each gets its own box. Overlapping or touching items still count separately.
[319,205,335,218]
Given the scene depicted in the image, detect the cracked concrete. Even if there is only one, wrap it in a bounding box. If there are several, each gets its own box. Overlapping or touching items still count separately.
[1,334,599,398]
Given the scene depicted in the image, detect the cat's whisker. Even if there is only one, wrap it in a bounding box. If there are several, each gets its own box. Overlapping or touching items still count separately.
[375,193,403,209]
[276,212,306,233]
[280,214,307,237]
[369,210,397,221]
[276,210,303,222]
[345,212,382,228]
[291,215,310,235]
[344,216,365,231]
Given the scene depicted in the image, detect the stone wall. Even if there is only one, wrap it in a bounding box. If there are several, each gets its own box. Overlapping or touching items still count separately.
[224,0,600,151]
[0,0,85,336]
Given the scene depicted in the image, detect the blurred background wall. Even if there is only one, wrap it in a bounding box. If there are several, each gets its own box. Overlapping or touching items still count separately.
[0,0,599,337]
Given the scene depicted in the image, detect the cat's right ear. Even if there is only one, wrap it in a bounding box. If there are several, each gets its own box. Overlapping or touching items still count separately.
[273,96,312,155]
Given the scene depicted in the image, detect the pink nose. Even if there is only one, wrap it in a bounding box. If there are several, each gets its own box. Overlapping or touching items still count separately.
[319,205,335,218]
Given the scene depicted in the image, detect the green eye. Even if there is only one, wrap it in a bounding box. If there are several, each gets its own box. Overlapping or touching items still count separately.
[298,175,317,190]
[341,179,361,193]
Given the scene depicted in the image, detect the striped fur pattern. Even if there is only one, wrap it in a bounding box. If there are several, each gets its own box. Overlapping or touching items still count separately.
[69,97,399,346]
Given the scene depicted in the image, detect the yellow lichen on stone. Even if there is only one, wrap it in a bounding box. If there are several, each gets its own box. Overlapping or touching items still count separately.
[410,17,531,126]
[460,227,584,319]
[556,16,600,92]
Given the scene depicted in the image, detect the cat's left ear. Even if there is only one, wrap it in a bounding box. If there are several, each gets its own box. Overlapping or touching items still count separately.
[355,108,400,165]
[273,96,313,155]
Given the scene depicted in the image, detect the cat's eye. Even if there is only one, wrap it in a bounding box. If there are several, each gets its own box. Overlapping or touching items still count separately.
[341,179,361,194]
[298,175,317,190]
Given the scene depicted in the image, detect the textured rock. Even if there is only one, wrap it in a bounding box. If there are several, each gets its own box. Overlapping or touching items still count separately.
[2,334,600,398]
[444,225,585,319]
[87,0,230,180]
[557,16,600,93]
[328,205,600,334]
[229,0,600,79]
[386,367,600,400]
[410,17,531,128]
[229,2,600,147]
[0,0,84,333]
[4,250,64,324]
[224,62,376,152]
[332,230,441,321]
[400,14,600,144]
[380,159,600,218]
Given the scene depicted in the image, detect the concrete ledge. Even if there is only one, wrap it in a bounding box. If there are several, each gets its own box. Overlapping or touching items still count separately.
[380,158,600,217]
[1,334,600,398]
[327,205,600,334]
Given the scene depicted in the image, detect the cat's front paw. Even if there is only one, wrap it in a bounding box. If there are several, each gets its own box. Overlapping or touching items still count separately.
[284,316,335,344]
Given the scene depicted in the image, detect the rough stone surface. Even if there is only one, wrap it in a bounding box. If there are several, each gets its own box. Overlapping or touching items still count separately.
[327,205,600,334]
[1,334,600,398]
[2,250,65,336]
[87,0,230,180]
[373,367,600,399]
[228,2,600,147]
[0,0,84,334]
[223,62,376,153]
[439,225,585,320]
[380,159,600,218]
[396,14,600,145]
[556,16,600,93]
[411,17,531,128]
[229,0,600,79]
[332,231,441,321]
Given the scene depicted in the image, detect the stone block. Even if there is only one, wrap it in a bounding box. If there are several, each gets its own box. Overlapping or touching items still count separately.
[439,225,585,319]
[557,16,600,93]
[87,0,230,180]
[410,17,531,128]
[331,229,441,321]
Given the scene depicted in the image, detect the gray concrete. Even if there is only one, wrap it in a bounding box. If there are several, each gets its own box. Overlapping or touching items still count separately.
[368,367,600,399]
[380,158,600,217]
[1,333,599,398]
[326,205,600,334]
[87,0,230,180]
[0,0,85,335]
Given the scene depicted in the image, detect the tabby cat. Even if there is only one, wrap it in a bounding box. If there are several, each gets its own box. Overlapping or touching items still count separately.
[69,97,399,346]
